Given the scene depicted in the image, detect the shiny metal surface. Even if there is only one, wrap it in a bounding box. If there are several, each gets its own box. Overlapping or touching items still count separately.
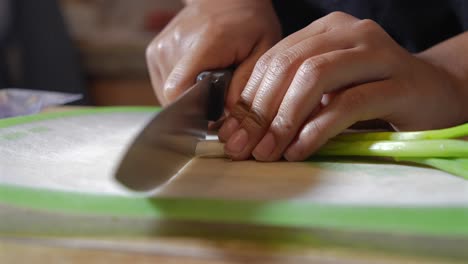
[115,71,230,191]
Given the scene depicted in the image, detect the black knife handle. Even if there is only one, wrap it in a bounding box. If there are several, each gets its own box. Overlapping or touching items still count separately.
[197,70,233,121]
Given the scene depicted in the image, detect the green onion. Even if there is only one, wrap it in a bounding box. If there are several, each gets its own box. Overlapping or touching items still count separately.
[317,139,468,158]
[316,123,468,180]
[395,158,468,180]
[335,123,468,141]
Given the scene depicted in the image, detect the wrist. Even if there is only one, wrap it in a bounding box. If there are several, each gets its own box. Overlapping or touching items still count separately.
[415,51,468,123]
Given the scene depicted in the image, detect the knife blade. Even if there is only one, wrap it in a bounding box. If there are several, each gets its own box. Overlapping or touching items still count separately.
[115,70,232,191]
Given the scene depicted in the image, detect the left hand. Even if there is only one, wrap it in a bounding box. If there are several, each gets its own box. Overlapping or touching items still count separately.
[218,12,466,161]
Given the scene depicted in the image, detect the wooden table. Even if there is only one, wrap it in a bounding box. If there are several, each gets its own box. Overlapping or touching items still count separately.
[2,236,460,264]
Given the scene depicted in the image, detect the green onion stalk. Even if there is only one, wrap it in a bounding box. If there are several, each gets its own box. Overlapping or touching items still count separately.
[316,123,468,180]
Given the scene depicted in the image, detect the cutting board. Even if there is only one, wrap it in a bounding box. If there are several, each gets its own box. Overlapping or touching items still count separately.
[1,107,468,259]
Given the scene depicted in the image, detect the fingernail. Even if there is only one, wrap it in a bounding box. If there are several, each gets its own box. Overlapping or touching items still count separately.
[219,118,239,142]
[226,128,248,154]
[253,132,276,161]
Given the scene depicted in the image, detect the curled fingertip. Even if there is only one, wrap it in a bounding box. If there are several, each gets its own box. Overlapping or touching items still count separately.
[284,142,306,162]
[225,128,249,154]
[218,117,240,142]
[252,132,276,161]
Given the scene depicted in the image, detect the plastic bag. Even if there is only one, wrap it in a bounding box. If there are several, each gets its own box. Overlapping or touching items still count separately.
[0,88,82,118]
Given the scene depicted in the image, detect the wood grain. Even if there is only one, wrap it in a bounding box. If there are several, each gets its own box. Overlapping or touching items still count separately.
[0,237,460,264]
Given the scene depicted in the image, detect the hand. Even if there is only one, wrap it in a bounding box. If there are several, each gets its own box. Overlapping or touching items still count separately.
[146,0,281,109]
[219,12,466,161]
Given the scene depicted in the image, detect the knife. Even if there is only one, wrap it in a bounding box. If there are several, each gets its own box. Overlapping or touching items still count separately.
[115,70,232,191]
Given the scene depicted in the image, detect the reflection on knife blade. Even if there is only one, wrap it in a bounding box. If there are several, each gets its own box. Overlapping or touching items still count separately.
[115,70,232,191]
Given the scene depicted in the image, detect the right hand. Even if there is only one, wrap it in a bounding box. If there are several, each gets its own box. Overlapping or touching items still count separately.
[146,0,282,110]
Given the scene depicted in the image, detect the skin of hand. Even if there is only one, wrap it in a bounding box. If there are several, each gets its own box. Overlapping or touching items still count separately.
[218,11,468,162]
[146,0,281,110]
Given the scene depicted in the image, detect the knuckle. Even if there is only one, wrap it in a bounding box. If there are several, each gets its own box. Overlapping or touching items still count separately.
[172,27,186,46]
[230,97,251,120]
[271,115,296,138]
[146,40,161,61]
[299,56,330,80]
[355,19,380,36]
[255,54,272,73]
[312,12,358,32]
[308,18,327,32]
[327,11,351,20]
[245,107,270,130]
[269,53,295,75]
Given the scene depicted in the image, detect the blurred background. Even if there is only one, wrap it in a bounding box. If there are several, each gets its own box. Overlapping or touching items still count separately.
[0,0,184,106]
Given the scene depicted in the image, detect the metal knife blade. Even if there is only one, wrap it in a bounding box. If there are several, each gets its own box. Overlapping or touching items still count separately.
[115,70,232,191]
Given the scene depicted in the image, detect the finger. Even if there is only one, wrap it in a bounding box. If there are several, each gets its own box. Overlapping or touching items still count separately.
[234,11,359,109]
[164,44,231,103]
[220,37,350,143]
[251,46,394,161]
[225,40,274,113]
[218,13,357,142]
[218,41,273,144]
[238,44,393,161]
[218,13,362,145]
[284,80,402,161]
